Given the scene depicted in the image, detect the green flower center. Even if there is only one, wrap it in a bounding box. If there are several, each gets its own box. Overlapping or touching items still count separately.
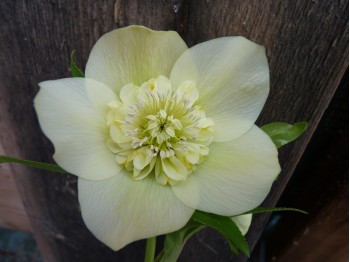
[106,76,214,185]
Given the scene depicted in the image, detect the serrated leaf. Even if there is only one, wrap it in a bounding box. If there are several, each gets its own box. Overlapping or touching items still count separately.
[70,50,84,77]
[0,155,66,173]
[191,211,250,257]
[261,122,307,148]
[242,207,308,215]
[155,220,205,262]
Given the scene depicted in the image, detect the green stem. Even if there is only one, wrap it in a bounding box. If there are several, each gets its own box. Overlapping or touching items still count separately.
[155,223,206,262]
[144,237,156,262]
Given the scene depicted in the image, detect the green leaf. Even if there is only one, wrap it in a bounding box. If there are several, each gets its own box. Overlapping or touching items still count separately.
[155,220,205,262]
[228,241,240,255]
[191,210,250,257]
[0,155,66,173]
[70,50,84,77]
[261,122,307,148]
[242,207,308,215]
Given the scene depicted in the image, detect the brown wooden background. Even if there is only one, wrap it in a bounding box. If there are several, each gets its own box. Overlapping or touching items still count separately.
[0,0,348,261]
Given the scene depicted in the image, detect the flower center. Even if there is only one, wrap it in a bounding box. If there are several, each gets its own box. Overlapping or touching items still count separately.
[106,76,214,185]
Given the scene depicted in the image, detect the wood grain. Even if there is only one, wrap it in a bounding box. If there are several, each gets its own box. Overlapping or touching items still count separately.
[0,131,32,232]
[0,170,32,232]
[0,0,348,261]
[265,76,348,261]
[277,185,348,262]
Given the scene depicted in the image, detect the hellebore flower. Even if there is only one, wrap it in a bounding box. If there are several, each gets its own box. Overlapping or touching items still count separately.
[34,26,280,250]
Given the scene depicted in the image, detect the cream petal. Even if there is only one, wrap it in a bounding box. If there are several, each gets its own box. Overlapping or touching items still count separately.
[133,147,152,170]
[152,75,172,95]
[85,78,119,114]
[119,83,139,105]
[170,37,269,142]
[78,173,194,251]
[155,159,168,185]
[86,25,188,93]
[34,78,121,180]
[171,125,280,216]
[231,214,252,235]
[161,156,188,181]
[175,81,199,107]
[110,124,131,144]
[132,158,156,180]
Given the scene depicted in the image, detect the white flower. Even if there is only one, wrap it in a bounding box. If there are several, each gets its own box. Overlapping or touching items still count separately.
[34,26,280,250]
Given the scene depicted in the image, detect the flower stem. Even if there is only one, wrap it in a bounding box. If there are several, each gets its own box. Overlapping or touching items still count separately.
[144,237,156,262]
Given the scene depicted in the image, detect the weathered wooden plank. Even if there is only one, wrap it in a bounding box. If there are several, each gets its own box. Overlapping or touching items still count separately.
[265,75,348,261]
[0,170,32,232]
[0,0,348,261]
[0,134,32,232]
[276,185,348,262]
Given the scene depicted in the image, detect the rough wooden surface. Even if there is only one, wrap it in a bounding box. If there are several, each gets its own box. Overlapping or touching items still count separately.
[280,193,348,262]
[0,170,32,232]
[0,129,32,232]
[0,0,348,261]
[264,74,348,261]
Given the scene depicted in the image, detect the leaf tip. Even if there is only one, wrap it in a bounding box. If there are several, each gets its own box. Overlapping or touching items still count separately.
[69,50,84,77]
[296,121,308,132]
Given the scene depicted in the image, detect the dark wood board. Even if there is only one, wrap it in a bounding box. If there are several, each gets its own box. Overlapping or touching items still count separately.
[0,0,348,261]
[264,73,348,261]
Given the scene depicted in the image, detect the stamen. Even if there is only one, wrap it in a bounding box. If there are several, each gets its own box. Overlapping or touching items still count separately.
[106,76,214,185]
